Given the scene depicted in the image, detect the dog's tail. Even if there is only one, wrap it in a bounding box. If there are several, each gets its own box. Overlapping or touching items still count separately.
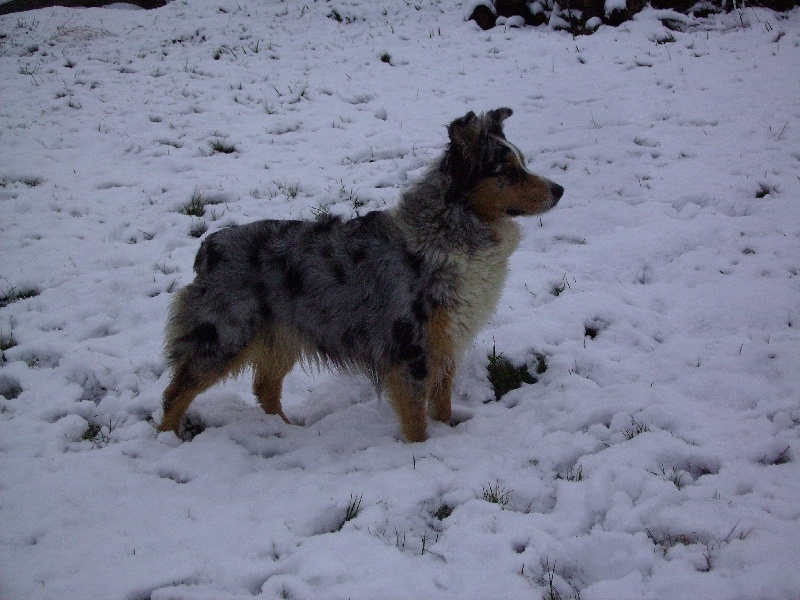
[166,284,263,368]
[164,231,266,378]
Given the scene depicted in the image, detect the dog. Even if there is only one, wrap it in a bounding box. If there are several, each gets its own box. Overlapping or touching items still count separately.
[158,108,563,442]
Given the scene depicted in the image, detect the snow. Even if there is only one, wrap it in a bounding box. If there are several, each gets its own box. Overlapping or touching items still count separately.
[605,0,628,15]
[1,2,799,599]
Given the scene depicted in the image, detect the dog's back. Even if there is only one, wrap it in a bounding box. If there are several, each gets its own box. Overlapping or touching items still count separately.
[166,211,433,385]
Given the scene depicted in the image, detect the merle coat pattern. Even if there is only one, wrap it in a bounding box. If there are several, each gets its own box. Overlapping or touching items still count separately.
[159,108,563,441]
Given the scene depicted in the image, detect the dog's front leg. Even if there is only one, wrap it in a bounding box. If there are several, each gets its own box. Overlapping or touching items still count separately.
[385,366,427,442]
[426,309,454,425]
[427,360,454,424]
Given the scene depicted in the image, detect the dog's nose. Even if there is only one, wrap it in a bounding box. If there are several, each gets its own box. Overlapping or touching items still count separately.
[550,183,564,202]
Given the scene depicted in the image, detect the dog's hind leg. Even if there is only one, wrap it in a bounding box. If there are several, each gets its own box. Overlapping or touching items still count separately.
[250,330,301,424]
[159,284,258,435]
[160,345,254,434]
[385,366,428,442]
[253,372,291,423]
[159,364,216,434]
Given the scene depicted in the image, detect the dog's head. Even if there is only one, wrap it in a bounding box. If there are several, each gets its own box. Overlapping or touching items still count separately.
[442,108,563,222]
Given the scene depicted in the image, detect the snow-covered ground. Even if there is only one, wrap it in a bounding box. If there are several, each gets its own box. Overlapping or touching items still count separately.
[1,2,799,598]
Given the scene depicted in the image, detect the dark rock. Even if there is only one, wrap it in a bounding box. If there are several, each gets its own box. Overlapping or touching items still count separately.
[605,7,630,25]
[495,0,536,23]
[0,0,166,16]
[650,0,695,11]
[756,0,798,10]
[469,3,497,30]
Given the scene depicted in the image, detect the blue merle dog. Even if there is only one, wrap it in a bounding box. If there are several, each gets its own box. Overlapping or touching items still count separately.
[159,108,563,442]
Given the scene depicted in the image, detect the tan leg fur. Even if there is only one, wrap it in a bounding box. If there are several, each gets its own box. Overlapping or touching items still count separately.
[426,308,455,424]
[385,366,427,442]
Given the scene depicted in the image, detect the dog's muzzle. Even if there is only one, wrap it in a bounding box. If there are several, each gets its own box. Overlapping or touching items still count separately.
[548,180,564,205]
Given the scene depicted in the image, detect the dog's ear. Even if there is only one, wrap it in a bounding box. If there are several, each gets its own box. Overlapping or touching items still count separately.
[443,111,483,203]
[447,111,480,156]
[487,107,513,134]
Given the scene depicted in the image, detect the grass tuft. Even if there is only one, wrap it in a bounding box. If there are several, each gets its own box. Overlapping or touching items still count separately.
[273,180,300,199]
[433,503,453,520]
[189,220,208,238]
[338,493,363,530]
[0,286,40,308]
[0,175,45,188]
[759,445,791,466]
[180,189,209,217]
[550,274,571,296]
[622,418,650,440]
[338,181,363,210]
[650,464,686,489]
[1,329,17,353]
[310,205,330,219]
[536,559,582,600]
[81,417,119,448]
[646,529,700,556]
[487,342,544,401]
[480,481,511,506]
[209,137,237,154]
[556,464,583,482]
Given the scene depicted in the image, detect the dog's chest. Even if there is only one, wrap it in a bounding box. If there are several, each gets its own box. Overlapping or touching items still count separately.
[448,220,521,354]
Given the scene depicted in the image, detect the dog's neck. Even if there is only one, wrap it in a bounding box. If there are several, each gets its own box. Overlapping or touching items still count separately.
[392,161,518,262]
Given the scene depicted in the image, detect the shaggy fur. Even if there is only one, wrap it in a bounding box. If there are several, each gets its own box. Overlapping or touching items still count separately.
[159,108,563,441]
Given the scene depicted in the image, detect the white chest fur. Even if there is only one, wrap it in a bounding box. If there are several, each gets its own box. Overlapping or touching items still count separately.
[448,219,520,355]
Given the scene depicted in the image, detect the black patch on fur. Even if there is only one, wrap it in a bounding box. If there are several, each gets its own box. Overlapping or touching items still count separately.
[183,322,219,356]
[255,282,273,320]
[506,208,525,217]
[273,251,290,271]
[285,264,304,296]
[408,356,428,381]
[331,261,348,284]
[406,344,424,361]
[392,318,415,351]
[392,318,426,370]
[248,244,261,269]
[403,250,423,278]
[351,247,367,263]
[412,297,428,323]
[342,327,356,351]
